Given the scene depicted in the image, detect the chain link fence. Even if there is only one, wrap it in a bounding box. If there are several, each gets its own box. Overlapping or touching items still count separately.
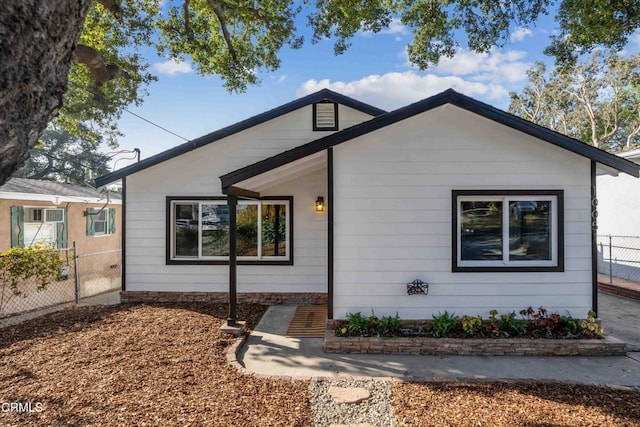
[598,235,640,283]
[0,243,121,320]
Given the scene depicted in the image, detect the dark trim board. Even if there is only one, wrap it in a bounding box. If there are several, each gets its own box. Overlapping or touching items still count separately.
[327,148,334,320]
[165,195,294,266]
[451,190,565,273]
[591,161,598,316]
[121,177,126,291]
[220,89,639,192]
[95,89,386,187]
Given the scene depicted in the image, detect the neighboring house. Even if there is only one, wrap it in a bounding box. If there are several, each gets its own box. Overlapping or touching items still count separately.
[96,89,639,320]
[1,178,121,253]
[0,178,122,317]
[597,149,640,237]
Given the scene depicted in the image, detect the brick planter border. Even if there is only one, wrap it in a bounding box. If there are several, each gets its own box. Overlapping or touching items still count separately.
[120,291,327,306]
[323,330,627,356]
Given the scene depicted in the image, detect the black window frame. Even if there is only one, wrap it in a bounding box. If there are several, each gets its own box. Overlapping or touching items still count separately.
[166,196,293,266]
[312,101,339,131]
[452,190,564,272]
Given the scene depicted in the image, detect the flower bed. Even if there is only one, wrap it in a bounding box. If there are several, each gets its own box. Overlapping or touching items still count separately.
[324,307,628,356]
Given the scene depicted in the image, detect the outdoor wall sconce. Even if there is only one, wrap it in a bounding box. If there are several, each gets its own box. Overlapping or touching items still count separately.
[407,279,429,295]
[315,196,325,212]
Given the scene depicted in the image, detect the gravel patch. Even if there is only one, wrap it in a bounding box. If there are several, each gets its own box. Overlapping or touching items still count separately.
[309,379,397,427]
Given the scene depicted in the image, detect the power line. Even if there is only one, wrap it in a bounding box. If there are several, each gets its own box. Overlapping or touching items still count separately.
[123,107,189,141]
[67,81,190,142]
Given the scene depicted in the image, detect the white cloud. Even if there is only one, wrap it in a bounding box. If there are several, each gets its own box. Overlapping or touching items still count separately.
[153,59,193,75]
[631,30,640,47]
[277,75,287,83]
[297,71,508,111]
[433,48,530,83]
[510,27,533,42]
[361,18,408,38]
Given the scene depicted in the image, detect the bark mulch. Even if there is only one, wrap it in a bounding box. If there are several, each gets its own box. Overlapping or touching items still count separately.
[0,303,312,427]
[2,303,640,427]
[392,382,640,427]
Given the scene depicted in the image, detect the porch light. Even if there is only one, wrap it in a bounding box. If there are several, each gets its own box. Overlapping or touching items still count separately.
[315,196,325,212]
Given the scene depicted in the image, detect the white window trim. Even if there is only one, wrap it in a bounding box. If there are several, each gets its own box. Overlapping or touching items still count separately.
[171,199,291,262]
[456,194,558,268]
[90,207,113,237]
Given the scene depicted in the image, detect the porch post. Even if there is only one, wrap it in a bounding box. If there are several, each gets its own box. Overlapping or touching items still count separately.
[228,194,238,326]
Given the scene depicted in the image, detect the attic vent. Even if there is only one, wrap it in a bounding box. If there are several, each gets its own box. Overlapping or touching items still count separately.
[313,102,338,131]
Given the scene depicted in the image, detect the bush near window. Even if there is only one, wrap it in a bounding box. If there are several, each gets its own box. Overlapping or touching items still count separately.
[334,307,604,339]
[0,244,66,317]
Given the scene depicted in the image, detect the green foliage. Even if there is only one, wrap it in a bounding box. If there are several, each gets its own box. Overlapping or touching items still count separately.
[0,245,66,316]
[431,311,459,338]
[509,51,640,151]
[15,127,112,185]
[579,310,605,338]
[498,311,526,337]
[335,311,403,337]
[379,313,402,337]
[460,315,483,337]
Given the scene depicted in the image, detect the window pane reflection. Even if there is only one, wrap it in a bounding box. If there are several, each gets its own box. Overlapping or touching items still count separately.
[261,204,287,257]
[202,204,229,257]
[175,203,199,257]
[460,201,503,261]
[509,201,551,261]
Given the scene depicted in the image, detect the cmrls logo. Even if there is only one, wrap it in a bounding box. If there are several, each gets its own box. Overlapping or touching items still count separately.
[1,401,44,413]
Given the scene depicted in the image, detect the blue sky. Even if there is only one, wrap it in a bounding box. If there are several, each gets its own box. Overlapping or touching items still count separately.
[109,10,640,170]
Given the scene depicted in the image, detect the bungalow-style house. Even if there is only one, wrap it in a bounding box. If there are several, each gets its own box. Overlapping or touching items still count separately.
[0,178,122,316]
[95,89,639,322]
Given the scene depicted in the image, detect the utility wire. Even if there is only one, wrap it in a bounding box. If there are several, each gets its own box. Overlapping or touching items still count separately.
[122,108,190,141]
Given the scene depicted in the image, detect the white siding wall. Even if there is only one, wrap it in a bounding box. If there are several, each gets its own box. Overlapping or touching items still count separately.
[124,103,370,293]
[333,105,593,319]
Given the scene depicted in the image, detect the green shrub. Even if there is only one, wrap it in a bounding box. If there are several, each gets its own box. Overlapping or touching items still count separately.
[499,311,526,337]
[346,312,370,336]
[578,310,604,338]
[379,313,402,337]
[461,315,483,337]
[432,311,459,337]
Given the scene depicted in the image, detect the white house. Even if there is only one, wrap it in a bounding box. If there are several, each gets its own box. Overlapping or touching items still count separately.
[96,89,639,321]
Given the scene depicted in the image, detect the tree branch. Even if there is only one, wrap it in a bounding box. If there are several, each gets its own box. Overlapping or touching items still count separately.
[207,1,239,63]
[72,44,128,86]
[183,0,192,38]
[96,0,123,19]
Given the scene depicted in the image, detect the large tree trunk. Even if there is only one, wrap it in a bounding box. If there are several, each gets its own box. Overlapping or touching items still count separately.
[0,1,92,185]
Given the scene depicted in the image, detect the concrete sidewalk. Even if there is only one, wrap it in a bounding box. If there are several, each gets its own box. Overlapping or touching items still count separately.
[238,293,640,387]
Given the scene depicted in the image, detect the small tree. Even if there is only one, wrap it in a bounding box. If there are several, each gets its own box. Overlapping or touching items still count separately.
[0,245,66,318]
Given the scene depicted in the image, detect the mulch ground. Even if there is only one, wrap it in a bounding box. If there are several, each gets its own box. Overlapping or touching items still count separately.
[0,303,311,426]
[392,382,640,427]
[1,303,639,427]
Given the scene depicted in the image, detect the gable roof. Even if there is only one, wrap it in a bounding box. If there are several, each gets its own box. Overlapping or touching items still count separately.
[221,88,640,191]
[0,177,121,203]
[95,89,387,187]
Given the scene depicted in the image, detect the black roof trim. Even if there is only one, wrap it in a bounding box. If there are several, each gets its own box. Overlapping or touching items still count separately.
[221,88,639,189]
[95,89,387,187]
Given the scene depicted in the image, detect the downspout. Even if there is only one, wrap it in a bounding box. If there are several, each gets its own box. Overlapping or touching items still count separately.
[327,148,334,319]
[228,194,238,326]
[591,161,598,316]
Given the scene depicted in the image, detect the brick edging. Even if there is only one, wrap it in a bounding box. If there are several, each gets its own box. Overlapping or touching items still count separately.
[598,282,640,301]
[323,331,627,356]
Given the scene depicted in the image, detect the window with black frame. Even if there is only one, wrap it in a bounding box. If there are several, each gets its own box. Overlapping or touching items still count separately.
[170,198,291,263]
[453,191,563,272]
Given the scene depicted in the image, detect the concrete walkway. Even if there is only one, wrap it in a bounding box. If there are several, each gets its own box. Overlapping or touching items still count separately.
[239,293,640,387]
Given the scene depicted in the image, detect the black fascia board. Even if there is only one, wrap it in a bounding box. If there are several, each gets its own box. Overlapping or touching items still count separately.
[95,89,387,188]
[220,88,639,190]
